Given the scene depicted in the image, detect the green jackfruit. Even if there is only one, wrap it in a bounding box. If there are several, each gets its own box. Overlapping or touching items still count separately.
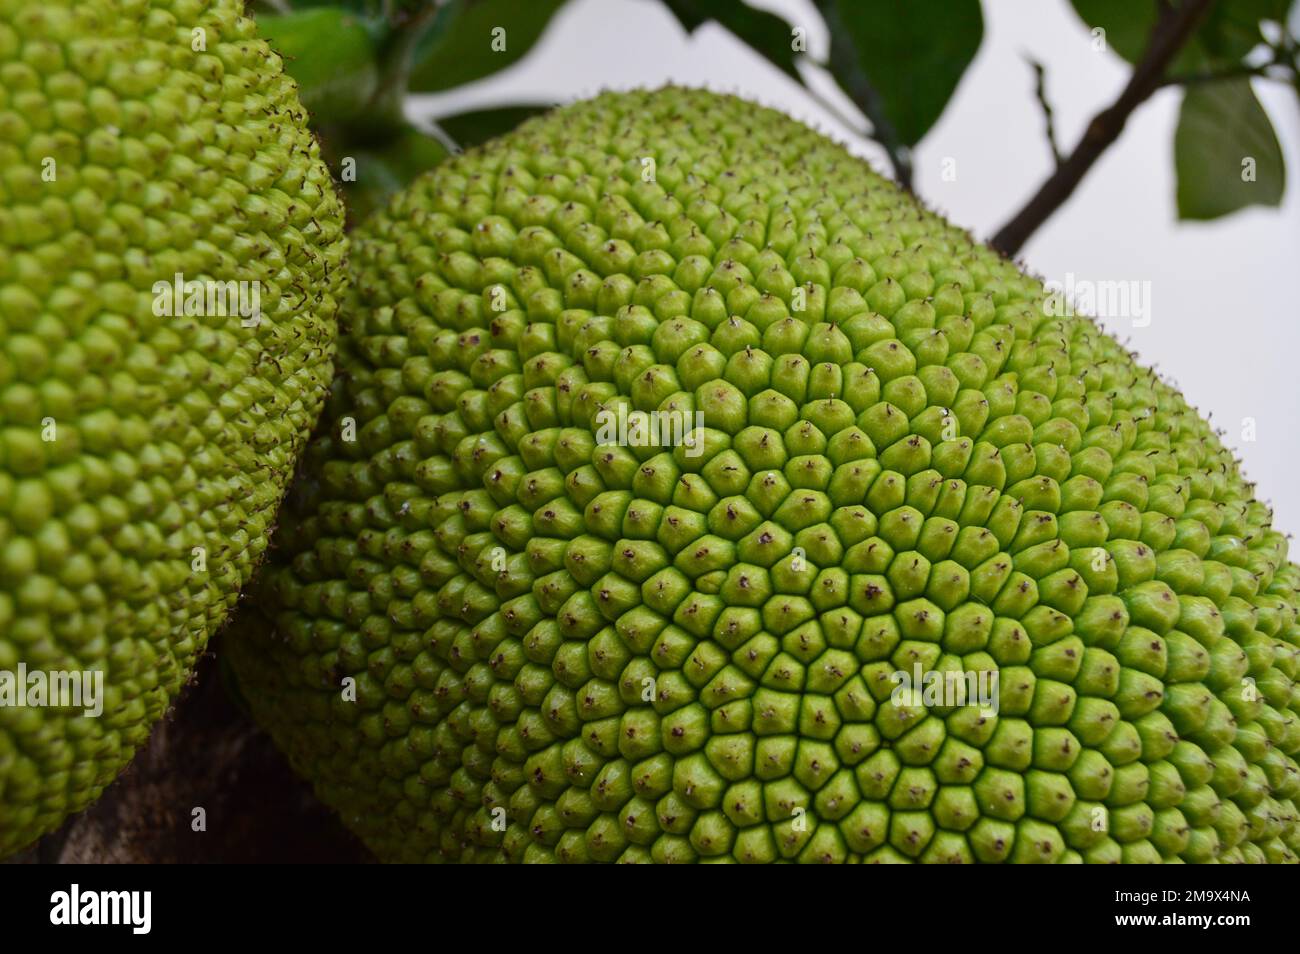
[0,0,346,854]
[229,88,1300,863]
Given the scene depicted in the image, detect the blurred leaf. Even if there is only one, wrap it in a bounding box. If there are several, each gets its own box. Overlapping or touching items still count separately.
[317,125,450,225]
[409,0,567,93]
[825,0,982,146]
[438,105,552,149]
[1069,0,1153,62]
[662,0,801,80]
[1070,1,1281,73]
[1175,78,1284,219]
[257,7,381,125]
[1200,0,1289,60]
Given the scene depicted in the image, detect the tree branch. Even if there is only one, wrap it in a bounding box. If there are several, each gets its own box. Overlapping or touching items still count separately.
[1026,56,1064,166]
[990,0,1215,257]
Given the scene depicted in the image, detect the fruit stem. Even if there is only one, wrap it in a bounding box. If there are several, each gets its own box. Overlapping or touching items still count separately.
[354,0,448,141]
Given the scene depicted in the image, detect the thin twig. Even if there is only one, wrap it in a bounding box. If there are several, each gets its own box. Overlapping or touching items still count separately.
[1026,56,1063,166]
[803,84,871,137]
[991,0,1215,257]
[1158,64,1270,86]
[1159,41,1293,87]
[1285,29,1300,101]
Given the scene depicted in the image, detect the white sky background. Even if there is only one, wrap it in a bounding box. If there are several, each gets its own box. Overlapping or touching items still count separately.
[408,0,1300,538]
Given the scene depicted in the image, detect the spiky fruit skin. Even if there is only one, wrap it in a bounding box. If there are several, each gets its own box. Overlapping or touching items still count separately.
[230,88,1299,863]
[0,0,346,855]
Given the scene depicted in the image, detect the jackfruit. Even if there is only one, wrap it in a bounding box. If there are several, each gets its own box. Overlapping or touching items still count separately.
[229,88,1300,863]
[0,0,346,855]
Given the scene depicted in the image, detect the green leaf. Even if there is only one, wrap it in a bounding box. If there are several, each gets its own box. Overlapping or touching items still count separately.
[256,7,380,126]
[1069,1,1280,74]
[662,0,802,80]
[1200,0,1287,61]
[1174,79,1285,219]
[824,0,982,146]
[1068,0,1153,63]
[438,105,552,150]
[408,0,567,93]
